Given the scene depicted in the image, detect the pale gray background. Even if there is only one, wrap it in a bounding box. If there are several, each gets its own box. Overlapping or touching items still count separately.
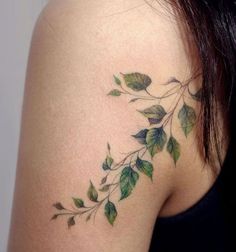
[0,0,48,251]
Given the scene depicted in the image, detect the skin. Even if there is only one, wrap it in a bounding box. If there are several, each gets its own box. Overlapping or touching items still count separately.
[8,0,224,251]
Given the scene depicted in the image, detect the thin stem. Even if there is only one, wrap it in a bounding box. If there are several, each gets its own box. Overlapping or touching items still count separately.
[162,85,188,129]
[120,82,183,101]
[144,89,158,98]
[111,146,146,171]
[158,85,182,104]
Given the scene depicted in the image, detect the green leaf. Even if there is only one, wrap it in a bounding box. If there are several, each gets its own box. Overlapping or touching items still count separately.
[53,202,65,210]
[167,136,180,165]
[104,201,117,226]
[102,155,114,170]
[164,77,180,85]
[87,181,98,202]
[51,214,58,220]
[129,98,140,103]
[120,166,139,200]
[99,184,111,192]
[67,216,75,228]
[86,213,92,222]
[138,105,167,125]
[132,129,148,145]
[100,176,108,185]
[107,142,111,152]
[123,72,152,91]
[136,157,153,180]
[189,88,202,102]
[73,198,84,208]
[178,103,196,137]
[146,127,167,157]
[113,75,121,85]
[107,89,122,96]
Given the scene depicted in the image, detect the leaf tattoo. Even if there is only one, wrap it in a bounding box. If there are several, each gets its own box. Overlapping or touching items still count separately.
[178,103,197,137]
[146,127,167,157]
[120,166,139,200]
[167,136,180,165]
[52,72,200,227]
[105,201,117,226]
[136,157,153,180]
[138,105,167,125]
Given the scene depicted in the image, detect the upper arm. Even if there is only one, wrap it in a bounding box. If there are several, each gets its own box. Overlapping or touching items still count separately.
[8,1,201,251]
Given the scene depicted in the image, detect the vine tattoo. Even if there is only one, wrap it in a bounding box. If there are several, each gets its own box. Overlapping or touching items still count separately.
[52,72,201,228]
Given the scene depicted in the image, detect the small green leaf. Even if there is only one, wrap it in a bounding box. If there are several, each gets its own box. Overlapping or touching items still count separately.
[146,127,167,157]
[164,77,180,85]
[100,176,108,185]
[113,75,121,85]
[129,98,140,103]
[138,105,167,125]
[73,198,84,208]
[68,216,75,228]
[87,181,98,202]
[107,89,122,96]
[102,155,114,170]
[99,184,111,192]
[167,136,180,165]
[123,72,152,91]
[189,88,202,102]
[105,201,118,226]
[178,103,196,137]
[51,214,58,220]
[120,166,139,200]
[107,142,111,152]
[136,157,153,180]
[132,129,148,145]
[53,202,65,210]
[86,213,92,222]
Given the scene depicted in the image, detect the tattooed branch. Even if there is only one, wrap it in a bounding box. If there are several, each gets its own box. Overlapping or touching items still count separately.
[52,72,201,228]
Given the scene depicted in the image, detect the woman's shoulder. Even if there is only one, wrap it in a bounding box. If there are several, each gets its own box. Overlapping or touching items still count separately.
[35,0,191,67]
[33,0,212,216]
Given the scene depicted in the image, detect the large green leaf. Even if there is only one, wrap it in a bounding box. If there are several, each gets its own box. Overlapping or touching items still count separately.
[136,157,153,180]
[102,155,114,171]
[104,201,117,226]
[120,166,139,200]
[178,103,196,137]
[146,127,167,157]
[132,129,148,145]
[123,72,152,91]
[167,136,180,165]
[87,181,98,202]
[138,105,167,125]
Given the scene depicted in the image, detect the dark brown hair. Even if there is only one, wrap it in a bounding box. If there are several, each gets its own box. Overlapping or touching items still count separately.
[169,0,236,237]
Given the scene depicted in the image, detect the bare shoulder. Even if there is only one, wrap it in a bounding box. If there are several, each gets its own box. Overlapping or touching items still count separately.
[34,0,205,192]
[35,0,190,68]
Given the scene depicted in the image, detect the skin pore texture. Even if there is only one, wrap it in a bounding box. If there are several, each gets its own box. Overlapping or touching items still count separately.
[8,0,225,251]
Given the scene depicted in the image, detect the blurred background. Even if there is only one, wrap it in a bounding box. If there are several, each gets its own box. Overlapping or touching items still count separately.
[0,0,48,251]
